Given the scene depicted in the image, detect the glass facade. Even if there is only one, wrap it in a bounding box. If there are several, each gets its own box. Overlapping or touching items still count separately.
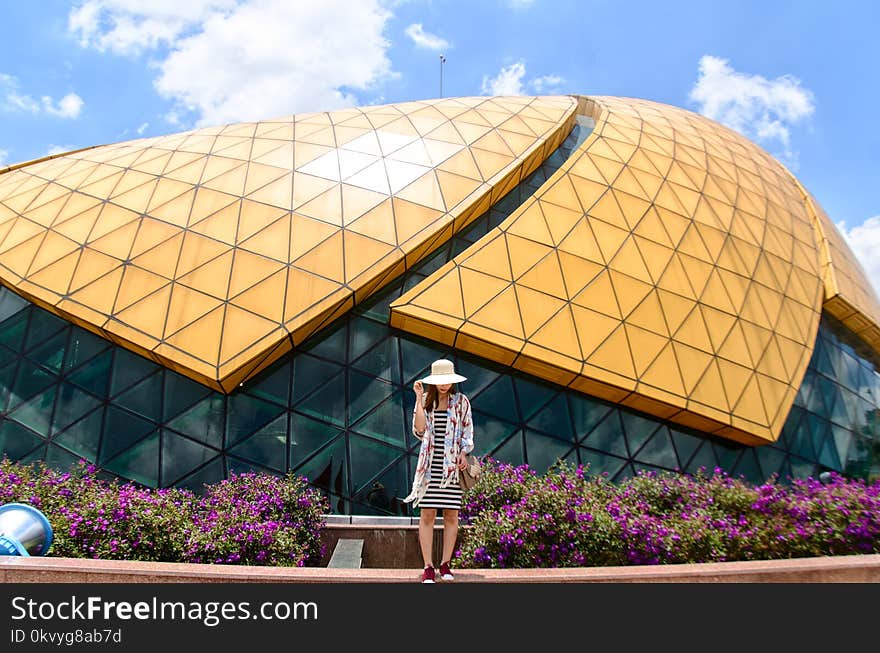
[1,117,878,516]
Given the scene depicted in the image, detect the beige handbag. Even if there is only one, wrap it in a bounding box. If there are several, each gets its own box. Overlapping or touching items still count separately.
[459,454,482,491]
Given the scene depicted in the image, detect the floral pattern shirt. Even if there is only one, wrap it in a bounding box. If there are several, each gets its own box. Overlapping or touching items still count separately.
[402,392,474,507]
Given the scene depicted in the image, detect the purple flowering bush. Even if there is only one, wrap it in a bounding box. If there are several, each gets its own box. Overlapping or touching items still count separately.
[0,457,328,566]
[185,472,327,566]
[456,459,880,568]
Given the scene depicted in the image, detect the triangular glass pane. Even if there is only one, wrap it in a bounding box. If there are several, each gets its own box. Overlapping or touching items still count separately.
[491,429,524,467]
[356,280,400,324]
[226,392,285,447]
[812,375,836,419]
[296,371,345,427]
[290,411,343,466]
[114,372,163,422]
[350,371,394,423]
[51,382,102,434]
[732,448,764,483]
[400,338,444,385]
[349,433,403,494]
[104,430,160,487]
[528,394,574,441]
[163,371,212,422]
[684,441,717,474]
[612,463,636,482]
[471,411,518,456]
[110,348,158,397]
[473,376,516,420]
[45,442,84,471]
[633,426,678,469]
[0,309,28,352]
[0,341,15,368]
[351,336,401,384]
[164,395,225,448]
[0,419,45,459]
[569,394,613,440]
[23,310,67,352]
[293,435,348,497]
[789,455,816,479]
[454,358,500,399]
[794,370,814,409]
[580,410,629,458]
[8,387,56,437]
[0,361,17,412]
[812,338,835,378]
[621,411,661,455]
[829,387,851,428]
[173,456,224,493]
[578,449,628,479]
[411,245,449,275]
[514,377,557,421]
[669,427,703,469]
[351,457,411,516]
[351,390,406,447]
[243,358,290,407]
[831,423,853,468]
[0,288,28,322]
[27,329,68,374]
[349,316,389,362]
[16,443,47,465]
[790,410,815,459]
[292,355,343,405]
[301,321,346,360]
[524,429,573,475]
[67,349,112,398]
[226,414,288,472]
[9,359,55,410]
[806,413,829,461]
[817,431,841,469]
[755,445,787,480]
[161,430,223,486]
[225,455,281,479]
[100,406,156,462]
[712,439,743,470]
[63,329,111,373]
[52,407,104,459]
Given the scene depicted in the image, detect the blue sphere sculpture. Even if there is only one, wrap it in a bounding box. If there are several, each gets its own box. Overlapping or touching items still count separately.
[0,503,53,556]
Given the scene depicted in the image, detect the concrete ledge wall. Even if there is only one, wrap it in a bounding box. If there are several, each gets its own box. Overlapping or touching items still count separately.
[3,554,880,583]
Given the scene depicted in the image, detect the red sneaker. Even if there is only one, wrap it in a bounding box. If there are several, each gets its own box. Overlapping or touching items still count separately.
[420,565,435,584]
[439,561,454,581]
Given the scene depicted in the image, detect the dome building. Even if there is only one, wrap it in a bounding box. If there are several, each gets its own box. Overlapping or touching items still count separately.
[0,94,878,515]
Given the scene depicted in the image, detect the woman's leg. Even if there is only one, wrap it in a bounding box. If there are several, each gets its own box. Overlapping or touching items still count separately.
[418,508,437,567]
[441,509,458,564]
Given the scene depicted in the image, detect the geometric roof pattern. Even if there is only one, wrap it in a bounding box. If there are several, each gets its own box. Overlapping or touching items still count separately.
[803,189,880,354]
[390,96,831,446]
[0,96,576,391]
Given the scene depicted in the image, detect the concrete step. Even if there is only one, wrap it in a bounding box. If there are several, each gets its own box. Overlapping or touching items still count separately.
[327,538,364,569]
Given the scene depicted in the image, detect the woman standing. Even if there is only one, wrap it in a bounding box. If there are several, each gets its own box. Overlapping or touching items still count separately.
[403,359,474,583]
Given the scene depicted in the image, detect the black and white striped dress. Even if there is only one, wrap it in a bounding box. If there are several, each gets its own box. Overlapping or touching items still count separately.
[419,409,462,510]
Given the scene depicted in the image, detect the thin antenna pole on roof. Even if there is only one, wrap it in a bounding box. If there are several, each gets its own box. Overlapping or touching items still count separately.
[439,54,446,97]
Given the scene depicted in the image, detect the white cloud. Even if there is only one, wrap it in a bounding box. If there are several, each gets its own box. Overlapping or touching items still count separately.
[531,74,564,93]
[689,55,814,163]
[481,61,526,95]
[68,0,237,55]
[1,74,84,119]
[481,62,563,97]
[837,217,880,297]
[164,110,181,126]
[45,144,75,156]
[0,148,8,167]
[42,93,84,119]
[405,23,449,51]
[70,0,395,126]
[137,121,149,134]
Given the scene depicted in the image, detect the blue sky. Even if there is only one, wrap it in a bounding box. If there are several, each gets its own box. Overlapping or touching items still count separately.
[1,0,878,290]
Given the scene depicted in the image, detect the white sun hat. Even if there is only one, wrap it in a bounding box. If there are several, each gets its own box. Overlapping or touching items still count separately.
[420,359,467,385]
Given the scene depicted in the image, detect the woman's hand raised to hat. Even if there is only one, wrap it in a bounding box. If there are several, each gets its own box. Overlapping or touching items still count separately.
[413,380,424,401]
